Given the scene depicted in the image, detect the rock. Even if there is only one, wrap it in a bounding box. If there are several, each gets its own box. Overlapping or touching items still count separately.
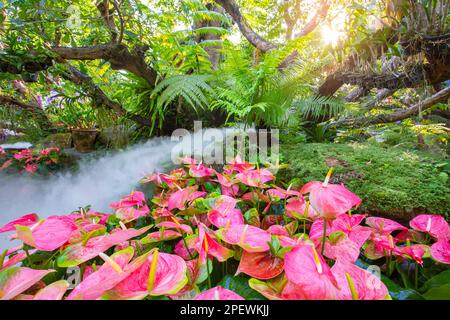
[40,133,72,149]
[72,129,99,153]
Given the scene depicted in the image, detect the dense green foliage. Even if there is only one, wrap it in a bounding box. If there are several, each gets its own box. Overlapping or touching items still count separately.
[280,137,450,219]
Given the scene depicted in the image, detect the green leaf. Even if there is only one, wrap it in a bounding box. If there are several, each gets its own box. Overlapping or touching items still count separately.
[423,284,450,300]
[420,270,450,293]
[218,275,266,300]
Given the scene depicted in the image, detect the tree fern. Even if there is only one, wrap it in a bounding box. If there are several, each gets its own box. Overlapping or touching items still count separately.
[151,74,213,112]
[294,96,345,120]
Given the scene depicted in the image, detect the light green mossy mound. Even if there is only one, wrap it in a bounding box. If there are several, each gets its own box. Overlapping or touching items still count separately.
[279,141,450,221]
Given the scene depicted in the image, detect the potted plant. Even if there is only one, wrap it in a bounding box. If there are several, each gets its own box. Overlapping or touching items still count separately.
[49,97,100,153]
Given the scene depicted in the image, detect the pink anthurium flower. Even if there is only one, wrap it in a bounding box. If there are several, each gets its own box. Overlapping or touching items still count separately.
[410,215,450,240]
[174,235,198,260]
[0,213,39,233]
[331,214,372,248]
[102,251,188,299]
[16,216,77,251]
[300,170,361,219]
[0,267,54,300]
[156,221,193,235]
[24,163,38,173]
[331,260,390,300]
[110,191,146,210]
[57,226,150,267]
[266,186,300,200]
[225,155,254,173]
[286,198,320,220]
[219,224,271,252]
[193,286,244,300]
[235,168,274,188]
[396,244,428,266]
[197,224,234,263]
[115,206,150,223]
[208,195,244,228]
[221,184,240,197]
[67,247,136,300]
[248,277,286,300]
[309,219,333,240]
[141,170,186,188]
[141,230,182,244]
[33,280,69,300]
[236,250,284,280]
[284,244,339,300]
[322,232,360,263]
[332,214,366,232]
[430,239,450,264]
[189,163,216,178]
[394,229,425,243]
[13,149,32,160]
[267,225,289,237]
[365,217,407,234]
[168,186,207,211]
[1,250,37,271]
[215,173,236,188]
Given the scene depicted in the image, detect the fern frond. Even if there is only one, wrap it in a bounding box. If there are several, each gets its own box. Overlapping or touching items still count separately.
[295,96,345,120]
[151,74,213,112]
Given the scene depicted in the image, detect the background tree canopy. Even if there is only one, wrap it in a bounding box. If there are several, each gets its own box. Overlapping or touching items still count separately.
[0,0,448,141]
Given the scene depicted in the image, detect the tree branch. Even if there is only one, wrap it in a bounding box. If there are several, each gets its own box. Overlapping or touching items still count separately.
[52,44,157,86]
[214,0,277,52]
[0,94,52,128]
[63,65,152,127]
[329,86,450,128]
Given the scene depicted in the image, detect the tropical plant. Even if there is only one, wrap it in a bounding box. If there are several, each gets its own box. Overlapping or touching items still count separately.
[0,157,449,300]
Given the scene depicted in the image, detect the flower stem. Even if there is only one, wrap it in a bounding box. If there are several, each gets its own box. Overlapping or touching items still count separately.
[321,218,327,256]
[206,258,212,289]
[414,263,419,289]
[183,235,194,260]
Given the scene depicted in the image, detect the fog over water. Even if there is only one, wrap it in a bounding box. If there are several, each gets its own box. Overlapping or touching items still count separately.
[0,127,255,249]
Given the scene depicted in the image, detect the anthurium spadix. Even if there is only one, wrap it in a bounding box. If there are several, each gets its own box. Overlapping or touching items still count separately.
[331,260,390,300]
[218,224,271,252]
[284,244,339,299]
[198,224,234,263]
[366,217,407,234]
[0,267,55,300]
[57,226,150,267]
[67,247,135,300]
[102,252,188,299]
[15,216,77,251]
[193,286,244,300]
[33,280,69,300]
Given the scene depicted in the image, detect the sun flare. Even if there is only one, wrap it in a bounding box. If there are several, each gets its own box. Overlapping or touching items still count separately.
[321,25,343,46]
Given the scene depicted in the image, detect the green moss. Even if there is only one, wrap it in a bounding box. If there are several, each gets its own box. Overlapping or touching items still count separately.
[279,141,450,220]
